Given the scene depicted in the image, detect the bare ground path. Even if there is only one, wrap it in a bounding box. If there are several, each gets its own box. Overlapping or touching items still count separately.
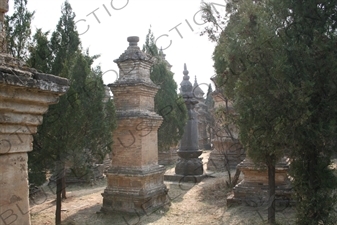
[30,152,296,225]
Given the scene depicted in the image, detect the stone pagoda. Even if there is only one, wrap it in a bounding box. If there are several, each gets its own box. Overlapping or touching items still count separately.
[101,36,168,214]
[207,88,245,171]
[0,1,69,224]
[227,157,292,205]
[165,64,205,182]
[193,76,212,150]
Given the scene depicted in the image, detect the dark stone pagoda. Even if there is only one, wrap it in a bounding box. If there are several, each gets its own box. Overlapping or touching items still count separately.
[164,64,205,182]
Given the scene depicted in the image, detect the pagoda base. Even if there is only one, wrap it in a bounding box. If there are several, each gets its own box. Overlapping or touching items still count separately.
[207,138,245,171]
[207,150,245,171]
[175,157,204,175]
[227,183,293,206]
[164,174,206,183]
[164,156,206,183]
[101,165,169,214]
[226,157,293,206]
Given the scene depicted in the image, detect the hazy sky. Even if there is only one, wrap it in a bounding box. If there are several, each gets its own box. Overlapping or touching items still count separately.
[8,0,226,94]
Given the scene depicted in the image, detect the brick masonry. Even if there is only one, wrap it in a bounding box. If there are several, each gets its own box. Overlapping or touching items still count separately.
[101,36,168,214]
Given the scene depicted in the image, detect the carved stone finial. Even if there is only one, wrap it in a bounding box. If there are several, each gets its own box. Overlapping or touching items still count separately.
[127,36,139,47]
[183,63,189,75]
[193,75,205,98]
[114,36,154,64]
[182,64,190,82]
[180,63,193,94]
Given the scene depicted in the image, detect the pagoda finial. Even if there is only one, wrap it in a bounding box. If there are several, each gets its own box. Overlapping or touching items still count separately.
[183,63,189,75]
[193,75,205,98]
[127,36,139,47]
[114,36,154,64]
[180,63,192,94]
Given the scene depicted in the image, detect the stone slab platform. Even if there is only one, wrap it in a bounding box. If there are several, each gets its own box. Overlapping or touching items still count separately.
[163,151,213,183]
[164,174,206,183]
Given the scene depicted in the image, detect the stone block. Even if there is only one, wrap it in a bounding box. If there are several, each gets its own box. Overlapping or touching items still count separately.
[227,157,293,206]
[0,134,33,154]
[102,166,168,214]
[0,51,69,225]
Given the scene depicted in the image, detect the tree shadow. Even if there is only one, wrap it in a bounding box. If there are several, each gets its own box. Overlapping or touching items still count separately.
[60,179,201,225]
[61,199,170,225]
[198,176,229,207]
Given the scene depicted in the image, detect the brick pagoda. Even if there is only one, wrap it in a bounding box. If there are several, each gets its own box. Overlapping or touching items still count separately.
[101,36,168,214]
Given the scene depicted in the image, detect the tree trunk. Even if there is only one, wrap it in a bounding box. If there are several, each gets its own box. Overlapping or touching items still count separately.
[267,162,276,225]
[61,168,67,199]
[55,163,63,225]
[232,168,241,187]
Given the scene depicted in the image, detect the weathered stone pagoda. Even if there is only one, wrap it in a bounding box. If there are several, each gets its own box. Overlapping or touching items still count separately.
[101,36,168,214]
[204,84,215,149]
[227,157,292,205]
[207,88,245,171]
[165,64,205,182]
[0,1,69,224]
[193,77,211,150]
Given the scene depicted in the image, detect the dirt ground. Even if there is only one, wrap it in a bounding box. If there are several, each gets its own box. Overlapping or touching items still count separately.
[29,152,298,225]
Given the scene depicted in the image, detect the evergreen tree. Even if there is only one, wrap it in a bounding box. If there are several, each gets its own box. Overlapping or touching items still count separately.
[271,1,337,224]
[5,0,34,60]
[203,0,337,224]
[24,1,116,224]
[143,29,187,152]
[26,29,52,73]
[49,0,80,76]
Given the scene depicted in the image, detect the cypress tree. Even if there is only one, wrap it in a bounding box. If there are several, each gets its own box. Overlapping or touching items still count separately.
[143,29,187,152]
[203,0,337,224]
[5,0,34,60]
[23,1,117,224]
